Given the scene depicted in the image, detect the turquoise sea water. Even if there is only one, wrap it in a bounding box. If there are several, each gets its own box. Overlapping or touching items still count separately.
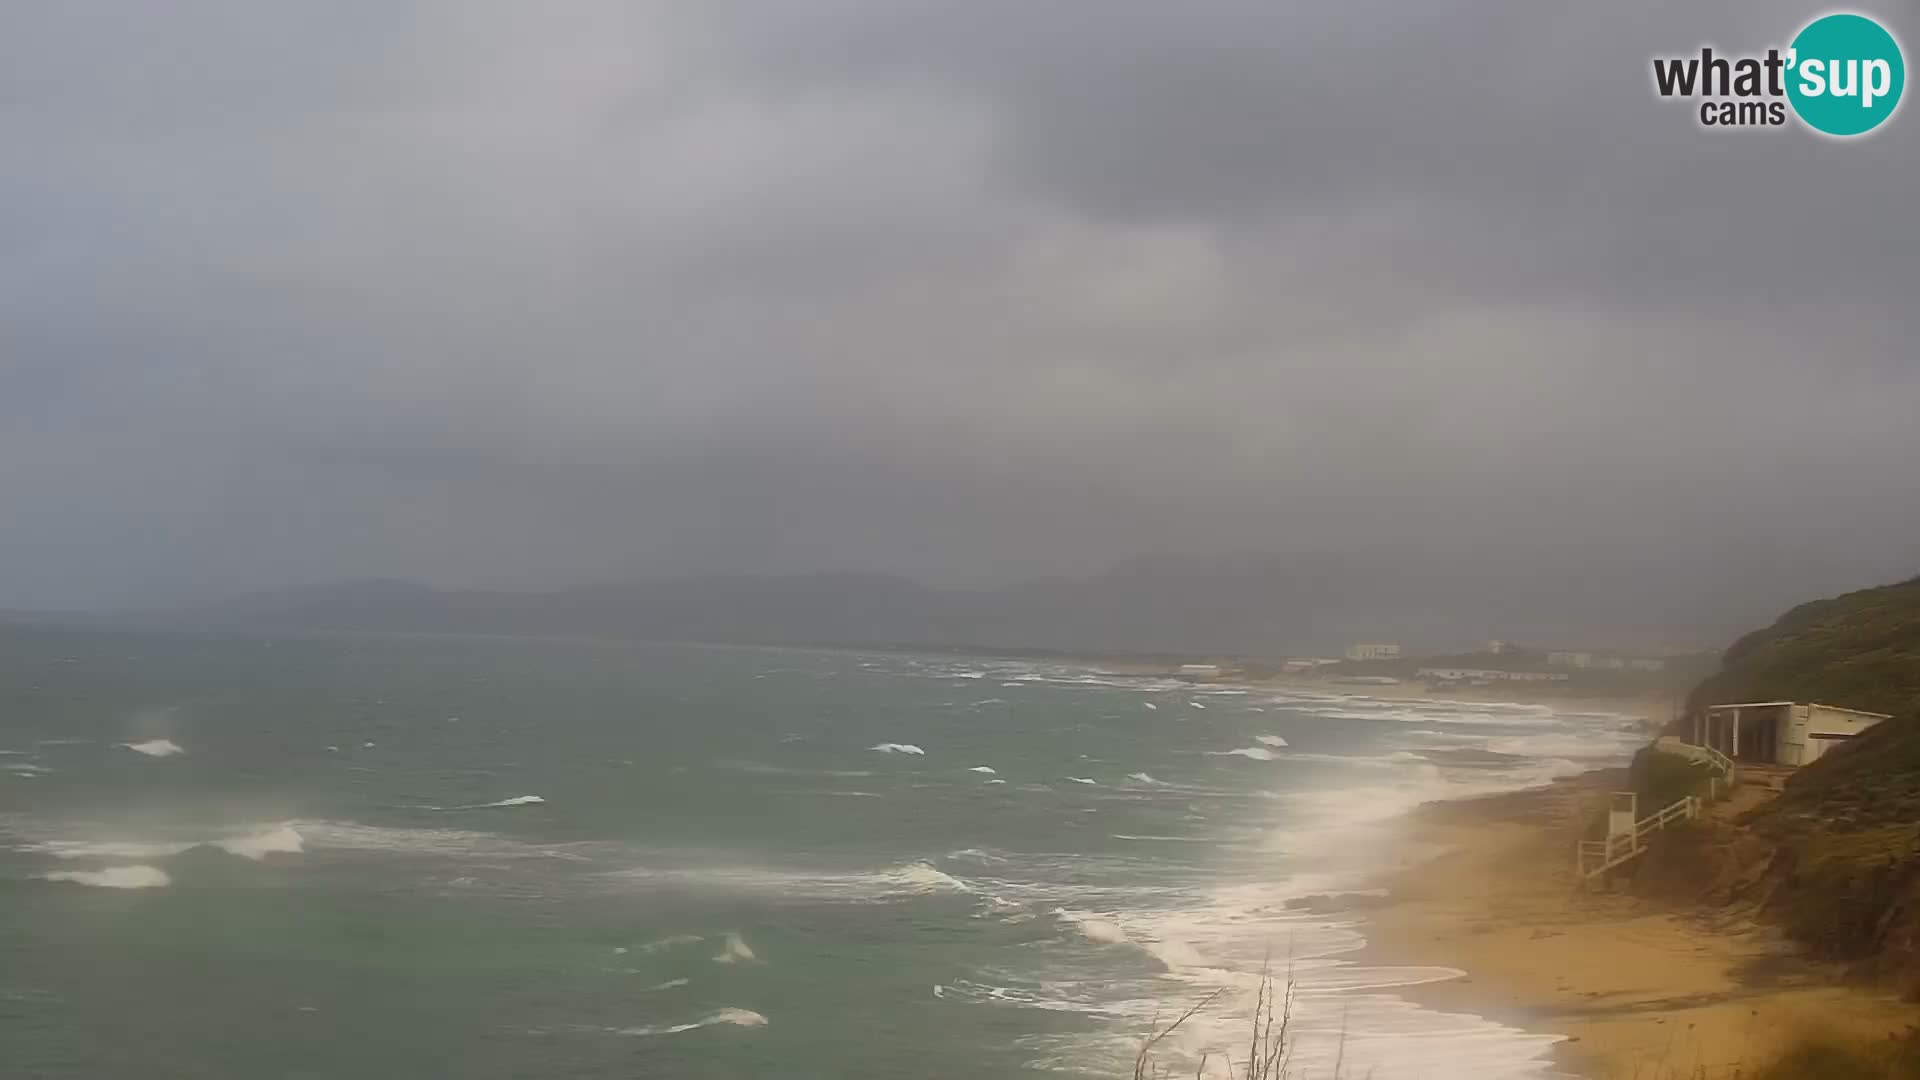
[0,626,1642,1078]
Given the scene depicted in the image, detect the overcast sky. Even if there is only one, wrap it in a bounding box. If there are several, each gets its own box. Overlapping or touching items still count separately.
[3,2,1918,625]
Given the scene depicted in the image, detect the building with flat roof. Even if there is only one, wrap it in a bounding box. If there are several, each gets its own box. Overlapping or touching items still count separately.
[1416,666,1569,683]
[1693,701,1892,766]
[1344,643,1402,662]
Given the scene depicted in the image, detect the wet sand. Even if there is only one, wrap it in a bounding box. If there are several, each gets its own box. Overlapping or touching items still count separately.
[1362,772,1915,1077]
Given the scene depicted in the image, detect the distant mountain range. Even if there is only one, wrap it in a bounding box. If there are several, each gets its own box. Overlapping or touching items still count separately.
[178,549,1869,657]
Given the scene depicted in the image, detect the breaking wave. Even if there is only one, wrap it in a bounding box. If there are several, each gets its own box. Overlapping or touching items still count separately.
[617,1007,768,1036]
[434,795,545,811]
[712,933,758,964]
[42,865,172,889]
[119,739,184,758]
[214,825,305,860]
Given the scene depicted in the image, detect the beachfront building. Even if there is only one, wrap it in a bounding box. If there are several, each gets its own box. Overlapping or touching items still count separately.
[1344,643,1402,662]
[1416,666,1570,683]
[1693,701,1893,766]
[1548,650,1668,672]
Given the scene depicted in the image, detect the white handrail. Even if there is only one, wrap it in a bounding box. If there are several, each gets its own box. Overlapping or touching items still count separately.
[1577,793,1701,879]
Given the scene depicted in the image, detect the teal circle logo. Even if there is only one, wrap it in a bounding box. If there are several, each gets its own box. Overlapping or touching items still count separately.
[1787,13,1905,136]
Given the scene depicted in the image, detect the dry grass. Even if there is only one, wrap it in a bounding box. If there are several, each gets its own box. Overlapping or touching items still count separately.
[1133,963,1364,1080]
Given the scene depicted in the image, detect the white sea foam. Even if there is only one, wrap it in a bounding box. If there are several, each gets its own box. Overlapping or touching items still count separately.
[215,825,305,860]
[42,865,172,889]
[617,1007,767,1036]
[1056,909,1130,944]
[1065,777,1097,785]
[1125,772,1163,785]
[1253,735,1288,747]
[1142,702,1158,711]
[37,838,196,860]
[869,743,925,755]
[1210,746,1276,761]
[638,978,690,993]
[636,934,705,955]
[712,932,758,964]
[119,739,184,757]
[968,765,997,774]
[614,859,970,902]
[1188,701,1206,709]
[436,795,545,811]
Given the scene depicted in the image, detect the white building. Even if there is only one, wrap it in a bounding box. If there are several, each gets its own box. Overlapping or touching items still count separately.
[1548,650,1668,673]
[1344,643,1402,662]
[1417,667,1570,683]
[1693,701,1892,766]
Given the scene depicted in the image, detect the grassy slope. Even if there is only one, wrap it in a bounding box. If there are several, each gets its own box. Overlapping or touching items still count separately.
[1635,574,1920,995]
[1685,575,1920,719]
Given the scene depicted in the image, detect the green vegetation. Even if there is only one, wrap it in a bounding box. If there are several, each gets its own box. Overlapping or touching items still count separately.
[1740,717,1920,981]
[1686,575,1920,719]
[1635,574,1920,990]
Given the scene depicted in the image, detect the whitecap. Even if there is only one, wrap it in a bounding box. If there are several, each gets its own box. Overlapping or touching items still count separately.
[1209,746,1277,761]
[967,766,997,774]
[215,825,305,860]
[638,978,690,993]
[1142,702,1158,711]
[1065,777,1097,785]
[635,934,705,955]
[36,839,196,861]
[712,932,758,964]
[119,739,184,758]
[42,865,171,889]
[1125,772,1163,785]
[436,795,545,811]
[869,743,925,755]
[617,1007,767,1036]
[1055,909,1129,944]
[1254,735,1289,748]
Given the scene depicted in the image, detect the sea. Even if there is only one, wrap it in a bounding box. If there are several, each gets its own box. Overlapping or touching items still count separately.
[0,625,1647,1079]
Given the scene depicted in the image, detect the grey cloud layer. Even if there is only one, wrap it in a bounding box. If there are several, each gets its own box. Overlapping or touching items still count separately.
[2,2,1916,639]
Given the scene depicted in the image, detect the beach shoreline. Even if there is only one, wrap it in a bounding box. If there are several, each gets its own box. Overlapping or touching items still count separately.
[1354,769,1915,1078]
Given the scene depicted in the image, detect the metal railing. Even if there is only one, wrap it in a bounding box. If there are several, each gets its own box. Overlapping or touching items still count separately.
[1653,735,1738,791]
[1577,794,1702,880]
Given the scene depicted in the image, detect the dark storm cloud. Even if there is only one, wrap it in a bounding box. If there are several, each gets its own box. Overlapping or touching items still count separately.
[1,1,1917,641]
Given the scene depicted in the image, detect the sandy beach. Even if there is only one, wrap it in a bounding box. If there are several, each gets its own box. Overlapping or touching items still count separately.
[1361,771,1916,1078]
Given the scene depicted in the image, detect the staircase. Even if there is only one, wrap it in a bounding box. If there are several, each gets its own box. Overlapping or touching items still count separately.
[1577,794,1703,880]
